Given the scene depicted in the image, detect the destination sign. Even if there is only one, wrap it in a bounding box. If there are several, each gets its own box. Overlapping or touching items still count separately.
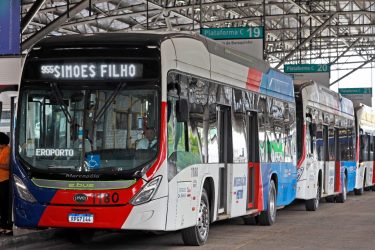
[40,63,143,80]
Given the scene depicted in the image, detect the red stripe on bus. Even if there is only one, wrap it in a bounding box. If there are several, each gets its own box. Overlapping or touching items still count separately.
[38,204,134,229]
[246,68,262,92]
[335,161,341,193]
[146,101,167,180]
[254,163,264,211]
[247,162,254,209]
[297,124,307,168]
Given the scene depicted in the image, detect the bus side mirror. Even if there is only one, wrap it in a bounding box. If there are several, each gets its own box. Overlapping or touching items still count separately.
[176,99,188,122]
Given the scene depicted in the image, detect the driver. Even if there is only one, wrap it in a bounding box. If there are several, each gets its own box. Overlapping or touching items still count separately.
[136,127,157,150]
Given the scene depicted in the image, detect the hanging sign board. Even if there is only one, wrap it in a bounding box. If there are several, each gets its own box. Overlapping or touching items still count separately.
[339,88,372,107]
[284,64,331,87]
[201,27,264,60]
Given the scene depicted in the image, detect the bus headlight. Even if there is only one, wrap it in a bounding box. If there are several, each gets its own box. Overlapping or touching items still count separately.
[131,176,162,206]
[13,175,37,203]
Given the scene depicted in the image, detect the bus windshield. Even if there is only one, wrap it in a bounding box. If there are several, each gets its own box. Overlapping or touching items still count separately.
[17,83,159,178]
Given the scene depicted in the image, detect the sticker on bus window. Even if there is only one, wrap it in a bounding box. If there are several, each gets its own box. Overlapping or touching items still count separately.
[86,154,100,169]
[35,149,74,157]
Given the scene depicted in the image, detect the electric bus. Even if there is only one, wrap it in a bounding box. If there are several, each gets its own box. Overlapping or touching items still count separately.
[295,81,356,211]
[13,32,297,245]
[354,104,375,194]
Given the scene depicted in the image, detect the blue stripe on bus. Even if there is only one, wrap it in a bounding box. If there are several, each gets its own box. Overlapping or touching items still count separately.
[341,161,356,192]
[260,69,294,102]
[260,162,297,210]
[12,160,56,227]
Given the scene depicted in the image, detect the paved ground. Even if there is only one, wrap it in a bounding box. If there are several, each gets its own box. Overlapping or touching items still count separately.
[3,191,375,250]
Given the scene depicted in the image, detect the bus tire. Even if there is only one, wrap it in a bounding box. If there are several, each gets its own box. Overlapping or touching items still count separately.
[259,180,276,226]
[305,180,321,211]
[181,189,210,246]
[371,185,375,191]
[336,174,347,203]
[325,196,336,203]
[242,215,258,225]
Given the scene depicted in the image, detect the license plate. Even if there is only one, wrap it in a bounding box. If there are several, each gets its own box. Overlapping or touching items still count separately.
[68,213,94,223]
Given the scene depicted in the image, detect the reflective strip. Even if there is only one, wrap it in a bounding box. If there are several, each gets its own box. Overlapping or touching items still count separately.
[31,178,136,190]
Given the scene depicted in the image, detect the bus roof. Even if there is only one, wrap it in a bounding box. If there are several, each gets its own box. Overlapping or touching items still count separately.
[30,32,294,102]
[356,104,375,131]
[296,81,354,117]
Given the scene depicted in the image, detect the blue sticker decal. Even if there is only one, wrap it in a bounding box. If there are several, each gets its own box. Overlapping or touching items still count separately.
[86,154,100,169]
[236,190,243,199]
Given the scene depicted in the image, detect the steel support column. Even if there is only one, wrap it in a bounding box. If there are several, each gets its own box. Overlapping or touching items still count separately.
[330,38,361,65]
[21,0,47,33]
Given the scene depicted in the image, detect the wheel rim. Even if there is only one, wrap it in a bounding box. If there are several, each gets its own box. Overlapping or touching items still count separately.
[269,188,276,221]
[197,198,209,240]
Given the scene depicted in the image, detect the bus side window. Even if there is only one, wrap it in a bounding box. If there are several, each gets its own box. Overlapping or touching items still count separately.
[306,122,312,156]
[316,125,324,161]
[258,97,268,163]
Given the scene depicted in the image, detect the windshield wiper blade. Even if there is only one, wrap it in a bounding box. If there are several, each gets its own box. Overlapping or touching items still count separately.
[94,82,126,123]
[51,83,73,124]
[48,165,76,170]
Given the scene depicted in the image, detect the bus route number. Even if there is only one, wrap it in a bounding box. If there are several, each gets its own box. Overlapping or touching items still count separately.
[92,192,120,204]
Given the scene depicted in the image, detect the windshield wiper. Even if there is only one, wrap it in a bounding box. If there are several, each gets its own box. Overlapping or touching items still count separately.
[94,82,126,123]
[48,165,76,170]
[51,83,73,124]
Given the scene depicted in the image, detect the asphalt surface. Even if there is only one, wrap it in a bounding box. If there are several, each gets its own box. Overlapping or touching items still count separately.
[3,191,375,250]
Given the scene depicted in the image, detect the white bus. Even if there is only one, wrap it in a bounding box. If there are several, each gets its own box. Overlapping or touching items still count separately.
[354,104,375,194]
[295,81,356,210]
[13,32,297,245]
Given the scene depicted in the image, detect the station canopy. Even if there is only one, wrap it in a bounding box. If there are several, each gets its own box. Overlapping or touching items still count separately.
[21,0,375,74]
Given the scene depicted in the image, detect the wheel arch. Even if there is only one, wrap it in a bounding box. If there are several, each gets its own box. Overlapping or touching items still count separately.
[318,169,322,188]
[364,167,367,187]
[202,176,215,223]
[271,172,278,194]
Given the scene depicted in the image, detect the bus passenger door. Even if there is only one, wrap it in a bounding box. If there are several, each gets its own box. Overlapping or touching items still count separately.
[334,128,341,193]
[323,125,336,195]
[247,111,259,210]
[217,105,232,215]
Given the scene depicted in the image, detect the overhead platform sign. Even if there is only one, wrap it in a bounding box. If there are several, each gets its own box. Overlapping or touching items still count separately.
[201,27,264,59]
[339,88,372,107]
[0,0,21,55]
[284,64,330,87]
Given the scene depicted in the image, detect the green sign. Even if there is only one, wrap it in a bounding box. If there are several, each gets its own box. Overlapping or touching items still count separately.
[200,27,264,40]
[339,88,372,95]
[284,64,330,73]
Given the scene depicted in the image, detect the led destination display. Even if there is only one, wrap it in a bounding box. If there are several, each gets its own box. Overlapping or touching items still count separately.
[40,63,143,80]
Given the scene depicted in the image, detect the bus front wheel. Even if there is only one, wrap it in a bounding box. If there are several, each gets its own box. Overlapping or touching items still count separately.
[181,189,210,246]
